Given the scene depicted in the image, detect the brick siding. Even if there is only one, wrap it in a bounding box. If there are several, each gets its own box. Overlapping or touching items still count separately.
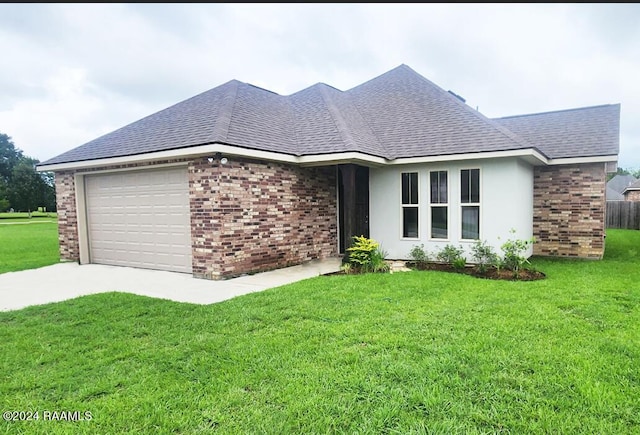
[189,157,338,279]
[54,171,80,261]
[625,190,640,201]
[54,157,338,279]
[533,163,606,259]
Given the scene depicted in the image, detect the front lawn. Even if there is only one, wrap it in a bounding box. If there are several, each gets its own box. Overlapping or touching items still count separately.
[1,230,639,434]
[0,219,60,274]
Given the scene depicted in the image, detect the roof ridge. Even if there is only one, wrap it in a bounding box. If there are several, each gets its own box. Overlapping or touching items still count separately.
[409,68,547,157]
[316,83,389,158]
[316,84,355,152]
[209,80,242,143]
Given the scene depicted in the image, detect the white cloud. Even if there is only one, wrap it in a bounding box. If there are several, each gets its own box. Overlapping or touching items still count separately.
[0,3,638,168]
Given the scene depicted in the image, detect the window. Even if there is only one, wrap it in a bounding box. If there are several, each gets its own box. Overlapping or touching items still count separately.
[401,172,419,238]
[430,171,448,239]
[460,168,480,240]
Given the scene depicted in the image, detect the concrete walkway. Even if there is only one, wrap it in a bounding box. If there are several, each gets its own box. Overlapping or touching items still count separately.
[0,258,343,312]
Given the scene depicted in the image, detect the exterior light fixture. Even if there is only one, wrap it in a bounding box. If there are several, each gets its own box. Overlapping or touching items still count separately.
[213,152,228,165]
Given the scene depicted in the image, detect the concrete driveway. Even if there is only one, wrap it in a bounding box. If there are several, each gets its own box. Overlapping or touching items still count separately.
[0,258,342,312]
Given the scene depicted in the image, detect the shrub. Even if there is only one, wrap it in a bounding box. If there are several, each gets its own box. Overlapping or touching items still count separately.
[471,239,499,274]
[452,257,467,271]
[346,236,389,273]
[409,244,430,269]
[435,244,465,264]
[499,229,535,277]
[369,246,390,273]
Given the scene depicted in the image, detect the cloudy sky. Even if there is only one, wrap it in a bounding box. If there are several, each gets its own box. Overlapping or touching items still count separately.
[1,3,639,169]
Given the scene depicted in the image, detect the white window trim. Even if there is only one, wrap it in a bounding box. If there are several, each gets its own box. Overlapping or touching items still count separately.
[428,169,450,241]
[460,167,481,241]
[400,171,420,240]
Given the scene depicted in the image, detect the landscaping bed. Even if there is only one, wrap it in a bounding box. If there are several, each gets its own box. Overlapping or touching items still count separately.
[328,261,546,281]
[335,233,544,281]
[407,261,545,281]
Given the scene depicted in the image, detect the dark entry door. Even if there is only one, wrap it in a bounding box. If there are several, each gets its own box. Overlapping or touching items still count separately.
[338,165,370,253]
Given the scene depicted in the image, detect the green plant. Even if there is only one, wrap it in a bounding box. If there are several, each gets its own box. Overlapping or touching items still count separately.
[435,244,465,264]
[471,239,499,274]
[452,257,467,271]
[369,246,390,273]
[340,262,353,274]
[499,229,536,277]
[409,244,429,269]
[346,235,388,273]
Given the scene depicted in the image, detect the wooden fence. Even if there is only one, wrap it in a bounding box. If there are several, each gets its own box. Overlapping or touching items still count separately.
[606,201,640,230]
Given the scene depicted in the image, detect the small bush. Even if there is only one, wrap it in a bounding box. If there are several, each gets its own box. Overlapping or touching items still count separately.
[471,240,499,274]
[435,244,465,264]
[409,244,430,268]
[452,257,467,271]
[499,229,535,277]
[346,236,389,273]
[370,246,390,273]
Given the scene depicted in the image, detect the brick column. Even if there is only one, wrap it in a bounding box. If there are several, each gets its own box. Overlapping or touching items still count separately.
[54,171,80,261]
[533,163,606,258]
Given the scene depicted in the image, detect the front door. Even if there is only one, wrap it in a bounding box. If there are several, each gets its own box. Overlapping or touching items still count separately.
[338,164,370,253]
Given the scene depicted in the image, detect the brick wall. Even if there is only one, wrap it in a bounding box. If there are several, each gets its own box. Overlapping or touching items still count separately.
[54,157,338,279]
[625,190,640,201]
[533,163,606,259]
[54,171,80,261]
[189,157,338,279]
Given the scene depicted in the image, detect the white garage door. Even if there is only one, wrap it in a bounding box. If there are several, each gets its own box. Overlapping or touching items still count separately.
[85,167,192,273]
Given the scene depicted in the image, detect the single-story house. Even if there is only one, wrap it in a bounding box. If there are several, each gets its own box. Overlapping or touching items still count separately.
[624,179,640,201]
[607,174,637,201]
[37,64,620,279]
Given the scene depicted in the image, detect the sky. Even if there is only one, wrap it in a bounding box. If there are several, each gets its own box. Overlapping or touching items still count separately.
[1,3,639,169]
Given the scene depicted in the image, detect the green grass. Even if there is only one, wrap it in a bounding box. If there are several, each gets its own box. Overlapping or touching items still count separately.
[1,230,639,434]
[0,219,60,273]
[0,211,57,220]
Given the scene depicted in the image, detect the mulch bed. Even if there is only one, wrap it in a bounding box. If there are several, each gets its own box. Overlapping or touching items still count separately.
[413,262,546,281]
[326,262,546,281]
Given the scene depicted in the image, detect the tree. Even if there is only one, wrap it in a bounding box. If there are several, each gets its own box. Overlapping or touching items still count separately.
[0,178,9,211]
[9,159,41,212]
[0,132,56,212]
[0,133,23,184]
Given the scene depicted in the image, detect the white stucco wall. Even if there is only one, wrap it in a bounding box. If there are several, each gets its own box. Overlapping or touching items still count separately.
[369,157,534,262]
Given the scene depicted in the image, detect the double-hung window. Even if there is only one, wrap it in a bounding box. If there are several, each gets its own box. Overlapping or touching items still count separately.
[429,171,448,239]
[460,168,480,240]
[401,172,419,238]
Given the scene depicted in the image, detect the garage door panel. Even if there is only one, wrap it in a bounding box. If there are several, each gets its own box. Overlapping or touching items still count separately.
[85,167,192,273]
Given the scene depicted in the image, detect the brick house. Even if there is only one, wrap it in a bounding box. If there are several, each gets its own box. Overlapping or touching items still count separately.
[624,179,640,201]
[37,64,620,279]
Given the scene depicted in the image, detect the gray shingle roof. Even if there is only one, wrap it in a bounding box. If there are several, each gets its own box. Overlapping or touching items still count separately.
[625,179,640,192]
[607,174,638,194]
[39,64,620,166]
[607,186,625,201]
[493,104,620,159]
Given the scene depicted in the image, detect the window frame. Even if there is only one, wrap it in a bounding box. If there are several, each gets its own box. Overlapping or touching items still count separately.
[428,169,449,240]
[401,171,420,239]
[460,168,481,241]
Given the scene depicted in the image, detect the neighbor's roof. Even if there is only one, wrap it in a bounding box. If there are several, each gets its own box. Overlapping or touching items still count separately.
[39,64,620,167]
[606,186,625,201]
[607,174,638,194]
[624,179,640,193]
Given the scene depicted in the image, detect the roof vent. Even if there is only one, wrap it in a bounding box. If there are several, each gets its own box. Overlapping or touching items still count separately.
[447,90,466,103]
